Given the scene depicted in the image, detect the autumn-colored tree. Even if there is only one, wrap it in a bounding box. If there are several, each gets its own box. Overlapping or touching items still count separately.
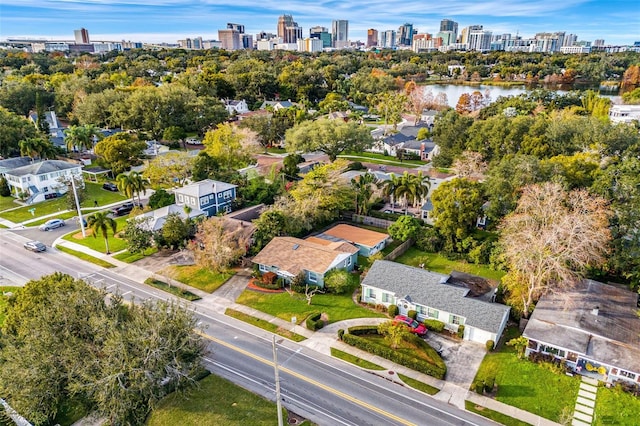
[499,182,611,317]
[190,217,249,272]
[404,82,430,125]
[455,93,472,114]
[452,150,488,179]
[621,65,640,87]
[203,123,258,170]
[143,151,194,188]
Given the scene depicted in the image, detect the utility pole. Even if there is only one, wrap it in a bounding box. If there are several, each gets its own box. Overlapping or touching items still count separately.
[71,175,86,238]
[272,335,284,426]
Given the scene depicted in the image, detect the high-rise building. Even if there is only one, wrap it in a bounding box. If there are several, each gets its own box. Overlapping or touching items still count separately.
[332,20,349,49]
[412,33,435,52]
[257,31,277,41]
[439,19,458,41]
[227,23,245,33]
[74,28,90,44]
[297,38,324,53]
[460,25,483,45]
[277,14,302,44]
[367,29,379,48]
[468,30,493,52]
[593,39,605,47]
[218,29,241,50]
[436,31,456,46]
[379,30,396,49]
[534,32,565,52]
[397,23,414,46]
[310,26,332,48]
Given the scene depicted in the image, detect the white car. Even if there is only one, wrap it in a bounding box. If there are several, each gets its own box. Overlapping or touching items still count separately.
[24,240,46,252]
[39,219,65,231]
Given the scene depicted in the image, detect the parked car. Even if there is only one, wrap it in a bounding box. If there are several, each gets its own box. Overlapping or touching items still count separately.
[24,240,46,252]
[111,202,135,216]
[102,182,118,191]
[75,216,88,227]
[39,219,65,231]
[394,315,428,336]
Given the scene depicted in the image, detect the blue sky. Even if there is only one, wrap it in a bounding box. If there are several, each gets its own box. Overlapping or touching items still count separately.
[1,0,639,45]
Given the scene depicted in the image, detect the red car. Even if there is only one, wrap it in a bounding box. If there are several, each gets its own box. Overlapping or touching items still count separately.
[394,315,428,336]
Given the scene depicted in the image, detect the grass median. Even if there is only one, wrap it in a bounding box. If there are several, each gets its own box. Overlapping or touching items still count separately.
[55,245,116,268]
[144,278,201,301]
[225,308,306,342]
[330,347,385,370]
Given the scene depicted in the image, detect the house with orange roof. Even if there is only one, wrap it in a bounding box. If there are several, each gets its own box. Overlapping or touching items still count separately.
[312,223,391,256]
[252,236,358,287]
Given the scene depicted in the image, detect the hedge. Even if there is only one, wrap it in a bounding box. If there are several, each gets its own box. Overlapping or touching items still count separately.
[347,325,378,336]
[343,327,446,379]
[388,304,399,318]
[306,312,324,331]
[407,309,417,320]
[424,319,445,332]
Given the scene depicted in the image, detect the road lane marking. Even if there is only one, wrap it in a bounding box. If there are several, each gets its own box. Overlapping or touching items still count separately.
[197,331,416,426]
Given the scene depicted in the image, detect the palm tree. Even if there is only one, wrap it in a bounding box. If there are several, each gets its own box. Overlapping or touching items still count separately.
[117,172,147,205]
[382,173,402,210]
[351,172,377,215]
[19,137,53,160]
[65,124,102,152]
[130,172,148,205]
[87,211,117,254]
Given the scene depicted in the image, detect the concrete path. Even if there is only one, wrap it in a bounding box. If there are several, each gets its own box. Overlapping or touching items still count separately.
[572,376,598,426]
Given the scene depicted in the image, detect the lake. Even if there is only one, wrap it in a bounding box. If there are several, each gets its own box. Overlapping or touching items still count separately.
[424,83,620,108]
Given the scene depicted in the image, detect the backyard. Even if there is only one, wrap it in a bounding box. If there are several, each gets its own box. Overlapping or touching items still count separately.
[235,280,386,325]
[472,328,581,422]
[395,247,505,281]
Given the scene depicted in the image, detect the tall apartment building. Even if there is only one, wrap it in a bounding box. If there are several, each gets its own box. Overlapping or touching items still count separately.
[397,23,414,46]
[178,37,204,50]
[74,28,90,44]
[593,39,605,47]
[218,29,241,50]
[468,30,493,52]
[277,14,302,44]
[367,29,379,47]
[227,23,245,33]
[435,31,456,46]
[460,25,483,45]
[297,38,324,53]
[534,32,565,52]
[412,33,435,52]
[332,20,349,49]
[310,26,332,48]
[379,30,396,49]
[439,19,458,41]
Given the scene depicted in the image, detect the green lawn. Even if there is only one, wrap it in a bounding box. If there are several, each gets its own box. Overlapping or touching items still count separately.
[398,373,440,395]
[395,247,505,281]
[465,401,531,426]
[147,374,285,426]
[594,385,640,425]
[0,183,127,223]
[113,247,158,263]
[472,329,580,422]
[0,196,19,213]
[0,286,20,326]
[163,265,235,293]
[343,151,426,167]
[56,245,116,268]
[339,154,421,169]
[235,281,386,325]
[62,216,129,254]
[266,147,287,154]
[225,308,307,342]
[330,347,385,370]
[144,278,201,301]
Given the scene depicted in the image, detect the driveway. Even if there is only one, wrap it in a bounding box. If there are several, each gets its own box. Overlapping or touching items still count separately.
[10,219,81,246]
[425,332,486,389]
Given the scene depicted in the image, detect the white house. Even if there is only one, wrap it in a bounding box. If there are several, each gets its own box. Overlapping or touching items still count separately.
[361,260,510,345]
[2,159,83,204]
[608,104,640,124]
[224,99,250,115]
[131,203,205,231]
[174,179,237,217]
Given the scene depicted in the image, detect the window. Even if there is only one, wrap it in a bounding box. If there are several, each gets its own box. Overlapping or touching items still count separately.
[259,264,267,272]
[366,287,376,299]
[619,370,636,380]
[39,175,47,182]
[427,308,439,319]
[382,293,392,303]
[450,314,463,325]
[223,190,232,200]
[345,256,352,267]
[539,344,565,358]
[308,271,317,283]
[177,194,184,202]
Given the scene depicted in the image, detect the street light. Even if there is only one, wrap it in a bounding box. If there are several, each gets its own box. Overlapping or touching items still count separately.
[272,335,284,426]
[70,175,86,238]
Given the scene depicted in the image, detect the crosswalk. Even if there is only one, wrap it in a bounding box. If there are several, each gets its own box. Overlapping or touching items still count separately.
[572,376,598,426]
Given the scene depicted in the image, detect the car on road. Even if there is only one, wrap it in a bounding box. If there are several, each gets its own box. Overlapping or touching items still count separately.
[39,219,65,231]
[102,182,118,191]
[111,202,135,216]
[24,240,46,252]
[394,315,428,336]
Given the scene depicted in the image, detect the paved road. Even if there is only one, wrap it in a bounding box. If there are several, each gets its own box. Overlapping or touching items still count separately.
[0,230,494,426]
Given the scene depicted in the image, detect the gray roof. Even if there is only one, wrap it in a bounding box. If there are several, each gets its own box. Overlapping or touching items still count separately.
[5,160,81,177]
[362,260,510,333]
[421,198,434,212]
[133,203,205,231]
[523,280,640,373]
[402,139,435,152]
[340,170,391,182]
[380,133,413,146]
[175,179,237,198]
[0,157,32,173]
[400,123,430,138]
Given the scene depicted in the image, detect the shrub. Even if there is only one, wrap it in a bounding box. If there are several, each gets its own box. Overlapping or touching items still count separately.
[485,340,495,352]
[415,226,443,252]
[306,312,324,331]
[0,176,10,197]
[337,329,345,340]
[483,375,495,393]
[388,215,421,242]
[474,380,485,394]
[407,310,417,320]
[324,268,352,294]
[347,325,379,336]
[346,161,365,171]
[261,271,277,285]
[457,324,465,338]
[290,272,307,293]
[424,319,445,332]
[388,304,399,318]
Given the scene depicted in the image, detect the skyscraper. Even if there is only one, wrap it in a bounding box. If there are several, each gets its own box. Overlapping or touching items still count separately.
[439,19,458,41]
[74,28,90,44]
[468,30,493,52]
[277,14,302,44]
[332,20,349,49]
[227,23,245,33]
[397,23,414,46]
[367,29,379,48]
[379,30,396,49]
[310,26,332,48]
[218,29,241,50]
[460,25,483,45]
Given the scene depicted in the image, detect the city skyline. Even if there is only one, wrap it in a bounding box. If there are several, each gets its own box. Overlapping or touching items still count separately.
[1,0,638,46]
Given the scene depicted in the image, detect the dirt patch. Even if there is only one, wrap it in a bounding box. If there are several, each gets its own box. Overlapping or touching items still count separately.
[447,271,495,297]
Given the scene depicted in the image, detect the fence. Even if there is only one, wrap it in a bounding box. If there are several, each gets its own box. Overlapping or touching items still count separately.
[350,214,394,229]
[384,238,414,261]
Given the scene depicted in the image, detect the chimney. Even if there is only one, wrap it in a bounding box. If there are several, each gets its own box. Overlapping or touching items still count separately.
[591,306,599,316]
